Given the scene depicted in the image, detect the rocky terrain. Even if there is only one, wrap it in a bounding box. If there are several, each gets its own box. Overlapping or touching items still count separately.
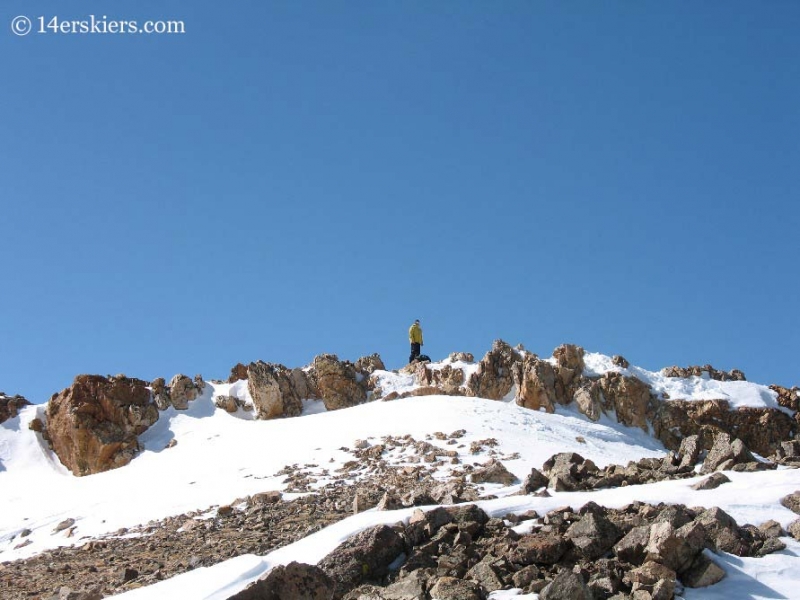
[5,430,799,600]
[2,342,799,599]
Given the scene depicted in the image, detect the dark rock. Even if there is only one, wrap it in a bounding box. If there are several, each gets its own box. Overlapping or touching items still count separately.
[226,561,334,600]
[691,472,731,491]
[318,525,405,594]
[540,569,592,600]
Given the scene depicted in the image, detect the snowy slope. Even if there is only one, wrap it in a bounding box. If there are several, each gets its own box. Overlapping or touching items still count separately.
[1,351,798,600]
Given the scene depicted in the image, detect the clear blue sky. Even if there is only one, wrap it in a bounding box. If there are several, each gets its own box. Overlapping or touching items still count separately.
[2,1,798,403]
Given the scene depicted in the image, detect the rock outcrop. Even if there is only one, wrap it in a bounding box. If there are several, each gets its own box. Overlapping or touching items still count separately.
[663,365,746,381]
[465,340,522,400]
[168,374,200,410]
[247,361,303,420]
[44,375,159,476]
[312,354,367,410]
[0,393,31,424]
[651,400,796,456]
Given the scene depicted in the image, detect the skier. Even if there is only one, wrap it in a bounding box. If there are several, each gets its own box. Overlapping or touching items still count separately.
[408,319,424,363]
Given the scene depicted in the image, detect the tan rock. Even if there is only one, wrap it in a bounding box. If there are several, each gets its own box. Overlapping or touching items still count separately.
[312,354,366,410]
[45,375,158,476]
[247,361,302,419]
[466,340,522,400]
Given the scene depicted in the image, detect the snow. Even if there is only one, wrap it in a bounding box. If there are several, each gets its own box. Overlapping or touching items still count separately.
[583,352,781,409]
[2,350,799,600]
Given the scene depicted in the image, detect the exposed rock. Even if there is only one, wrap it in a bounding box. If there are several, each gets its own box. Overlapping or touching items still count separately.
[691,472,731,490]
[573,381,603,422]
[553,343,586,391]
[44,375,158,476]
[614,525,651,565]
[663,365,746,381]
[522,468,549,493]
[168,374,198,410]
[150,377,170,411]
[226,561,334,600]
[514,355,558,412]
[354,354,385,375]
[680,553,726,588]
[651,400,795,457]
[290,367,318,400]
[318,525,405,595]
[780,491,800,515]
[313,354,367,410]
[644,520,707,573]
[771,384,799,411]
[700,433,755,474]
[624,561,675,598]
[510,533,569,565]
[787,518,800,540]
[247,361,302,420]
[448,352,474,363]
[228,363,249,384]
[428,576,483,600]
[466,339,522,400]
[565,510,621,560]
[214,395,240,413]
[28,418,44,432]
[0,393,31,424]
[469,459,518,485]
[540,569,592,600]
[599,372,653,431]
[612,355,630,369]
[676,435,701,469]
[696,507,759,556]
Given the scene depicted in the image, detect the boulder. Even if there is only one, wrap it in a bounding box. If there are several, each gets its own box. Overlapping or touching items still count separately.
[573,382,603,422]
[770,384,799,411]
[565,511,621,560]
[226,561,334,600]
[599,372,653,431]
[0,393,31,423]
[540,570,592,600]
[469,459,518,485]
[448,352,474,363]
[680,553,725,588]
[691,472,731,490]
[228,363,249,383]
[780,491,800,515]
[318,525,405,595]
[428,576,483,600]
[466,339,522,400]
[510,534,569,565]
[553,343,586,392]
[168,374,198,410]
[44,375,158,476]
[247,361,302,420]
[624,561,676,599]
[514,355,558,412]
[700,433,755,474]
[354,354,385,375]
[150,378,170,410]
[312,354,367,410]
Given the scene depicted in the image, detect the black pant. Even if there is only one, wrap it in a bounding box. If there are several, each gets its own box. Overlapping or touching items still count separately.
[409,342,421,363]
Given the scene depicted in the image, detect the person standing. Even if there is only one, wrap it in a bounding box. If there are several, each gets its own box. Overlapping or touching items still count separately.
[408,319,424,363]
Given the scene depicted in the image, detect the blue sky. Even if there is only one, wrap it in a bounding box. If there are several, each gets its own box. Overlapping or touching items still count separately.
[1,1,798,403]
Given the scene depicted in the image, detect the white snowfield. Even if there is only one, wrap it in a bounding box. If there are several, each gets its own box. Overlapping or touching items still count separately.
[1,351,797,600]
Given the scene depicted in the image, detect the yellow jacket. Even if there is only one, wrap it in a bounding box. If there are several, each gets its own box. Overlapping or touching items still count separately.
[409,323,423,344]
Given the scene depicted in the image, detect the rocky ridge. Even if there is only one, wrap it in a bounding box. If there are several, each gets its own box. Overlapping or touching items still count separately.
[27,342,799,479]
